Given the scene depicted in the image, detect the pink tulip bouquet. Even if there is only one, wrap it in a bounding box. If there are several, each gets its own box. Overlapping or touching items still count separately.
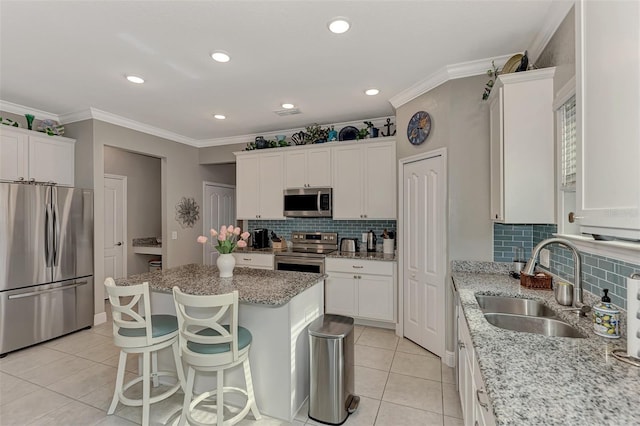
[197,225,250,254]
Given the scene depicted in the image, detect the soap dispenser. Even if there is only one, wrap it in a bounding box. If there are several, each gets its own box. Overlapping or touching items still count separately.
[593,289,620,338]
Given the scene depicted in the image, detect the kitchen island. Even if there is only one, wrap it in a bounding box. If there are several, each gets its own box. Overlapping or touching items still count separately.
[116,264,325,422]
[452,261,639,425]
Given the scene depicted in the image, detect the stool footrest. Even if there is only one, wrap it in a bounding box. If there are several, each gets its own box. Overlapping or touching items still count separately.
[186,387,253,426]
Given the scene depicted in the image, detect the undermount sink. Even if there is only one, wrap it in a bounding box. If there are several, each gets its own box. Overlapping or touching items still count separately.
[484,313,585,338]
[475,294,556,317]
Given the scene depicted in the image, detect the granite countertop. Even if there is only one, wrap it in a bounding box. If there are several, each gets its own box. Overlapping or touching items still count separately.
[452,262,638,425]
[132,237,161,248]
[115,263,325,306]
[326,251,397,262]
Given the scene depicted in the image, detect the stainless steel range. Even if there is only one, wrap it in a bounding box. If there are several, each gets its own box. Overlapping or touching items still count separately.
[274,232,338,274]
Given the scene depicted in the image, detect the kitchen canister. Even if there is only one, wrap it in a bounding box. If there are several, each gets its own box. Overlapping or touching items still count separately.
[593,289,621,338]
[383,239,394,254]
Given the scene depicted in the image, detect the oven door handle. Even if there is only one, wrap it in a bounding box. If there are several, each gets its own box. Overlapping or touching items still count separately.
[276,257,324,266]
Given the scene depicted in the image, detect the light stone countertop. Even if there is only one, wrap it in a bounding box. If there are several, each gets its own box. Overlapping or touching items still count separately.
[452,263,638,425]
[115,263,325,306]
[132,237,161,248]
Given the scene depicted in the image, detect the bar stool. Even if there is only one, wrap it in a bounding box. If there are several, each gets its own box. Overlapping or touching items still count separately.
[172,287,261,426]
[104,278,185,426]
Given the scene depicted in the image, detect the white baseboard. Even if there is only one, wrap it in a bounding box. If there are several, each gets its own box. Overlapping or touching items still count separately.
[353,318,396,330]
[94,311,107,326]
[445,350,456,368]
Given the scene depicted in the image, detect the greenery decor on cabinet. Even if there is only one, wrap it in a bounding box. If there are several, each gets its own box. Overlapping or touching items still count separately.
[242,117,394,151]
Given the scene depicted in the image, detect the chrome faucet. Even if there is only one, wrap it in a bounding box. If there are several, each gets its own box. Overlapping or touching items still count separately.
[523,238,583,307]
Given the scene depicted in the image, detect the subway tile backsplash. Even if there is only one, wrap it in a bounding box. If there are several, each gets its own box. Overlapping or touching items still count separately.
[494,223,640,309]
[247,218,397,247]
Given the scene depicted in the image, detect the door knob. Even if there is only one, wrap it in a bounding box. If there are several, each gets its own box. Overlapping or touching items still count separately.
[116,242,123,246]
[568,212,584,223]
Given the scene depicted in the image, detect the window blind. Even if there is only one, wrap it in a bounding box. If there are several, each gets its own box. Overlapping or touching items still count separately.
[561,95,577,189]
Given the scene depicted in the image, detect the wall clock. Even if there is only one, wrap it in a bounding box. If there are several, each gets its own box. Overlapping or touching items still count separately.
[407,111,432,145]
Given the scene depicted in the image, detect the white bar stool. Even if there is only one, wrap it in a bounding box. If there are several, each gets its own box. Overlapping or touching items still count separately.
[172,287,261,426]
[104,278,185,426]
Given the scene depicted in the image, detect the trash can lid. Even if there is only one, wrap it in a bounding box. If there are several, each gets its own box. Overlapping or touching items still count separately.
[308,314,354,338]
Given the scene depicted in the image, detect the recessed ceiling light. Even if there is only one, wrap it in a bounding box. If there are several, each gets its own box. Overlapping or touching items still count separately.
[328,17,350,34]
[213,114,226,120]
[365,88,380,96]
[126,75,145,84]
[281,103,295,109]
[211,51,231,63]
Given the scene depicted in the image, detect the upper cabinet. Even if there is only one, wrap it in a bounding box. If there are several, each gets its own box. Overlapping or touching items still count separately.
[236,151,284,220]
[333,139,396,220]
[0,127,75,186]
[284,146,331,188]
[488,68,555,223]
[575,1,640,239]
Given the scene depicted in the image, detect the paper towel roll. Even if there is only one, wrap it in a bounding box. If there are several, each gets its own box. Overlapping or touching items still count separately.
[627,275,640,360]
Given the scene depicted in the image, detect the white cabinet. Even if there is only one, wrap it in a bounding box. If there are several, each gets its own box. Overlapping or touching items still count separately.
[325,258,395,322]
[233,252,274,270]
[284,146,331,188]
[235,152,284,220]
[0,127,75,186]
[332,140,396,220]
[488,68,555,223]
[458,303,496,426]
[575,1,640,239]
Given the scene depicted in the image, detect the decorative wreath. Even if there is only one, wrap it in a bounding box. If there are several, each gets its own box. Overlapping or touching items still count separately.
[175,197,200,228]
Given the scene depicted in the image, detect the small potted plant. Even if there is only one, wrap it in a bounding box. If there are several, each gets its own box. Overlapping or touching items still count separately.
[364,121,379,138]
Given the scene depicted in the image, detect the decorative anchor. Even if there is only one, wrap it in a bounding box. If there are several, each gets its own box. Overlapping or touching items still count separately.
[381,118,396,137]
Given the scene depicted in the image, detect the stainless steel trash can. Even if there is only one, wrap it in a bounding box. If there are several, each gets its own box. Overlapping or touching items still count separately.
[308,314,359,425]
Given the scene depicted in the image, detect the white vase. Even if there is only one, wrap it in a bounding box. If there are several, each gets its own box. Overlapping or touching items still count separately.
[216,253,236,278]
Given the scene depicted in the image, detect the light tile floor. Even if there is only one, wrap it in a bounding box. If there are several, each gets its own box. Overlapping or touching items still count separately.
[0,305,462,426]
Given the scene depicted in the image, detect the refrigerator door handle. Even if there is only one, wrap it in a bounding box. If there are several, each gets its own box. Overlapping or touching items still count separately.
[45,202,52,267]
[52,187,60,266]
[7,281,89,299]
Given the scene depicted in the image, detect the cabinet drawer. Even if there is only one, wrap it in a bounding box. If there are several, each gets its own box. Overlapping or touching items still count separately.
[233,253,274,269]
[326,258,393,276]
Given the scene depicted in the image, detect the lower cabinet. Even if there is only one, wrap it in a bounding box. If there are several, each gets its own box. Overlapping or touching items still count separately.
[233,253,274,270]
[325,258,395,322]
[458,306,496,426]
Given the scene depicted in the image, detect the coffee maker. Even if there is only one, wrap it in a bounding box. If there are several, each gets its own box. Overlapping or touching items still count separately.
[252,228,269,249]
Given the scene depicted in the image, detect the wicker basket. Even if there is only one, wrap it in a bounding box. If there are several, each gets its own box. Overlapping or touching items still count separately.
[520,272,553,290]
[271,239,287,249]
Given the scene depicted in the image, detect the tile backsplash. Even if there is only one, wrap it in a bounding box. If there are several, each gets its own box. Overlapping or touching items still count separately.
[494,223,640,309]
[247,218,397,247]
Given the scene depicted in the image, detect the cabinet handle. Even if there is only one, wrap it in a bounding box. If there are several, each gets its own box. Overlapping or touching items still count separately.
[495,214,498,219]
[476,389,489,411]
[243,258,251,261]
[475,422,479,426]
[458,340,465,349]
[353,275,358,279]
[568,212,584,223]
[352,265,363,269]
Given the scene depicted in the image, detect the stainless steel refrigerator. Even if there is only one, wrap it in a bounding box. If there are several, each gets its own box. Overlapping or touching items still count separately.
[0,182,94,356]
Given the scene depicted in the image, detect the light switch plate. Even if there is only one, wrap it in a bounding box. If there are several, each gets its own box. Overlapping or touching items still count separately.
[171,231,178,240]
[540,248,550,268]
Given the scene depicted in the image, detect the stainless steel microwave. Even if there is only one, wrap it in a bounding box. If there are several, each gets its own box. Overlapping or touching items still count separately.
[283,188,332,217]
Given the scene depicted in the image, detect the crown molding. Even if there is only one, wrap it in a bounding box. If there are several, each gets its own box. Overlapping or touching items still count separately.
[86,108,200,147]
[529,0,575,64]
[57,109,92,124]
[0,100,61,121]
[389,53,516,109]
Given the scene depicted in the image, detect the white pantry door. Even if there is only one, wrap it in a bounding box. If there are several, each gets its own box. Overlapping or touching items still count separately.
[203,183,235,265]
[403,154,445,357]
[104,174,126,292]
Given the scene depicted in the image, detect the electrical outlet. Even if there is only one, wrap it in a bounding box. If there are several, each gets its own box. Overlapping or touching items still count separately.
[540,248,550,268]
[171,231,178,240]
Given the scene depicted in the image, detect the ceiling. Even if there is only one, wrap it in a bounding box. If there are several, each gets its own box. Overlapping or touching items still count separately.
[0,1,565,145]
